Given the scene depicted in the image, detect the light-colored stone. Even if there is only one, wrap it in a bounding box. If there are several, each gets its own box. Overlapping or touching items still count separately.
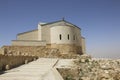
[0,58,63,80]
[5,65,10,70]
[74,58,120,80]
[11,20,86,54]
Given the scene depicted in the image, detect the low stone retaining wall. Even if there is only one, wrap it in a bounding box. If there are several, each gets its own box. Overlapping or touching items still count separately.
[0,54,38,71]
[1,46,58,56]
[50,44,83,54]
[1,46,81,59]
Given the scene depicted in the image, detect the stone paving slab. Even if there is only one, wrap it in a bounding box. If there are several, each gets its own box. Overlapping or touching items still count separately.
[0,58,75,80]
[0,58,60,80]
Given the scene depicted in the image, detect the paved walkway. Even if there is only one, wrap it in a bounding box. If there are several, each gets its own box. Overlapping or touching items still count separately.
[0,58,63,80]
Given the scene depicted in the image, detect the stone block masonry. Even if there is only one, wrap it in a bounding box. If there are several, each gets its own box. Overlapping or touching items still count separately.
[51,44,83,54]
[1,46,82,59]
[0,54,38,71]
[48,44,83,55]
[1,46,59,57]
[12,20,86,55]
[12,40,46,46]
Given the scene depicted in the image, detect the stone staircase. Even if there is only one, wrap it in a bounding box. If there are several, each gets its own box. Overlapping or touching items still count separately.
[0,58,64,80]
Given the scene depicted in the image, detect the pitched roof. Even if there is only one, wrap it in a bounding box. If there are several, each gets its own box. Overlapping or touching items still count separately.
[17,29,38,35]
[40,19,81,30]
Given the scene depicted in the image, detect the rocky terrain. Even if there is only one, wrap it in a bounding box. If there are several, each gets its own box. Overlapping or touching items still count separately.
[58,54,120,80]
[0,46,120,80]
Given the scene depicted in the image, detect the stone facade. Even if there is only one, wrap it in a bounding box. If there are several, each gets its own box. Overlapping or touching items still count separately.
[12,20,86,55]
[12,40,46,46]
[17,30,38,40]
[49,44,82,54]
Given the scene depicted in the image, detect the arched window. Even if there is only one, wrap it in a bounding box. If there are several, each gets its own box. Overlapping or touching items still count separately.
[59,34,62,40]
[68,34,69,40]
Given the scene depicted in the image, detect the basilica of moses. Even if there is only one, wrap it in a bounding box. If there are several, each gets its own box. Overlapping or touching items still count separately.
[12,19,86,55]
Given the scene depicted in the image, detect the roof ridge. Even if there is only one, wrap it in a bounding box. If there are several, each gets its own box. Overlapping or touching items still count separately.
[41,19,81,29]
[40,20,63,26]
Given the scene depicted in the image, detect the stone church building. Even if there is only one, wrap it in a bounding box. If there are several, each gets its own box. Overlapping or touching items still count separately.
[12,19,86,54]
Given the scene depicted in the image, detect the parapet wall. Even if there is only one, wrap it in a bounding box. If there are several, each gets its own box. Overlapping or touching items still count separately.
[0,54,38,71]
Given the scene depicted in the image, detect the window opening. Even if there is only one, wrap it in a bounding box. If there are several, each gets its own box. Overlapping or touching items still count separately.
[59,34,62,40]
[68,34,69,40]
[73,35,75,40]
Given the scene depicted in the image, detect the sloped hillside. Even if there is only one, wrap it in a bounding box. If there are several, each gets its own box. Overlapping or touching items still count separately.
[58,54,120,80]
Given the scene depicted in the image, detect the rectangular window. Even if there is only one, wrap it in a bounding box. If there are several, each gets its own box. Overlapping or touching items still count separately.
[68,34,69,40]
[73,35,75,40]
[59,34,62,40]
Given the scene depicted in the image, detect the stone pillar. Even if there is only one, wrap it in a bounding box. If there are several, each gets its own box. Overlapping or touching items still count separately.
[38,24,42,40]
[81,37,86,54]
[0,48,2,54]
[3,48,8,55]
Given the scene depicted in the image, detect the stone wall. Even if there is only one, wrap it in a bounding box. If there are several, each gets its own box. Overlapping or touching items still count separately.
[49,44,83,55]
[50,25,81,45]
[81,37,86,54]
[0,54,38,71]
[1,46,61,57]
[1,46,48,56]
[17,29,38,40]
[1,46,81,59]
[0,48,2,54]
[12,40,46,46]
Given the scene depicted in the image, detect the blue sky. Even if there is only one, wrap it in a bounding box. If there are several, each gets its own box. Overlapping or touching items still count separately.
[0,0,120,58]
